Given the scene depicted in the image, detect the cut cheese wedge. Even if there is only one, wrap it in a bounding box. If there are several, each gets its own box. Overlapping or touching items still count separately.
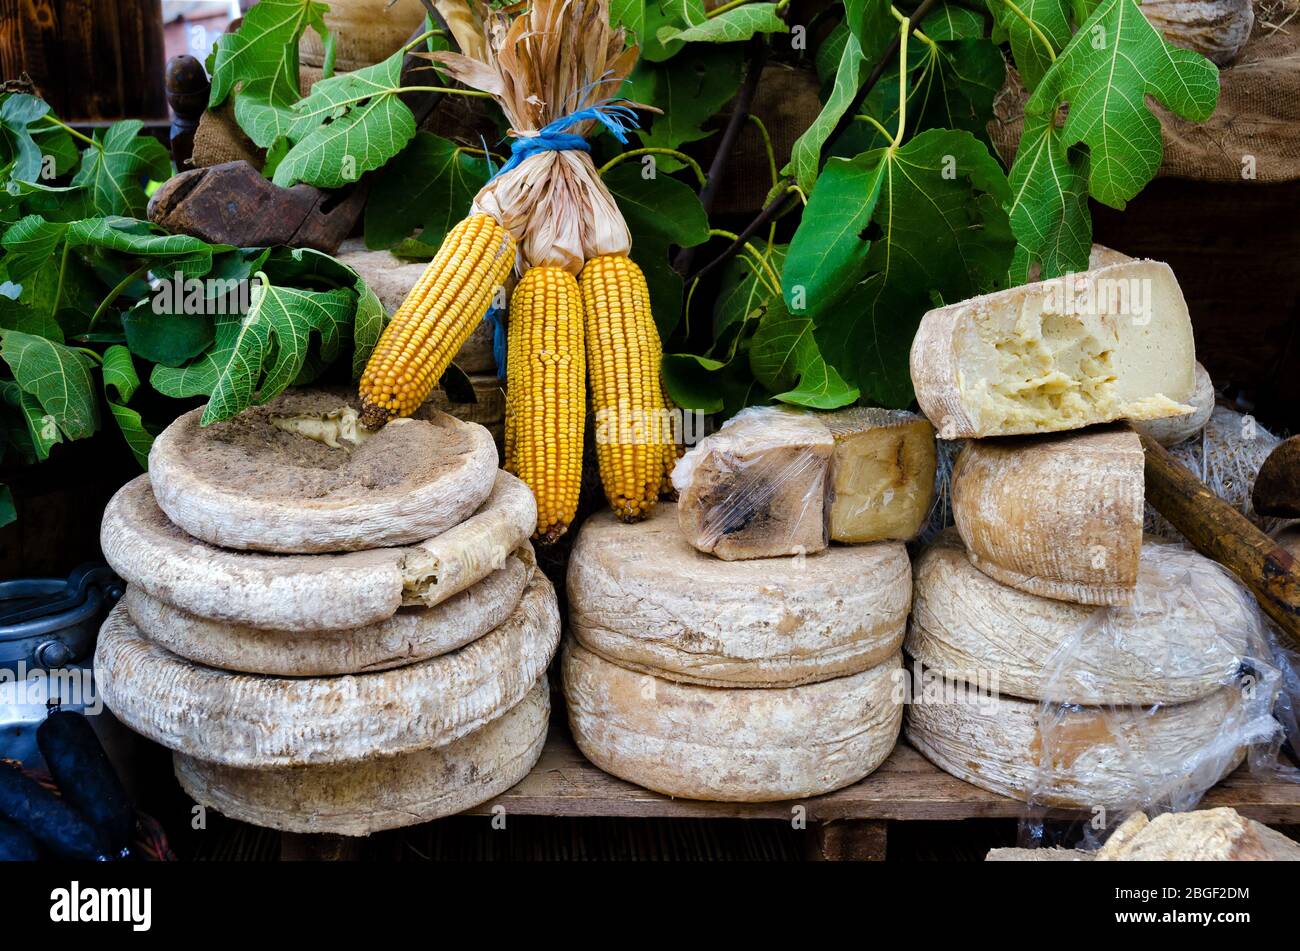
[149,390,498,553]
[173,679,548,836]
[568,505,910,687]
[908,530,1257,704]
[96,574,559,768]
[910,260,1196,438]
[814,407,936,543]
[952,428,1144,605]
[672,406,832,560]
[563,640,903,801]
[122,547,533,676]
[101,472,535,631]
[905,682,1253,810]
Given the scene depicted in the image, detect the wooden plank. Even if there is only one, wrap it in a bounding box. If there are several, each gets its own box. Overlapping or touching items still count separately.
[807,821,888,861]
[466,729,1300,824]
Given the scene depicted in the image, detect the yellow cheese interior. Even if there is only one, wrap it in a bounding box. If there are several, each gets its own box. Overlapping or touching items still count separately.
[958,293,1191,434]
[826,417,936,543]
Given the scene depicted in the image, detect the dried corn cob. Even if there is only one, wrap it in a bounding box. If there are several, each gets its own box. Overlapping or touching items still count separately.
[580,254,667,522]
[358,214,514,428]
[505,266,587,542]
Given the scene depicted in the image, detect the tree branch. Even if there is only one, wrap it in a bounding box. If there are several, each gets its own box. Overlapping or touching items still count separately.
[673,36,769,276]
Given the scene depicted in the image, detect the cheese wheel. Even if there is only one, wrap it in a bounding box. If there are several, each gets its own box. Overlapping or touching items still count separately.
[1131,361,1214,447]
[568,505,910,687]
[149,392,498,553]
[101,472,535,631]
[908,531,1256,704]
[122,548,533,676]
[910,260,1196,438]
[96,574,560,768]
[563,641,903,801]
[905,683,1250,809]
[952,428,1144,605]
[174,679,548,836]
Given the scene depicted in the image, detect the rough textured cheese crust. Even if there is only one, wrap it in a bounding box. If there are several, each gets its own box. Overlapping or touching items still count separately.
[910,260,1196,438]
[1095,807,1300,861]
[952,428,1144,605]
[101,472,535,631]
[568,505,910,687]
[908,530,1254,704]
[123,548,533,676]
[96,574,559,768]
[563,641,903,801]
[150,395,498,553]
[173,680,548,836]
[905,684,1247,809]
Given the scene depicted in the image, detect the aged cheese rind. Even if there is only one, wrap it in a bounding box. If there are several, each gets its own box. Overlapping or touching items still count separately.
[568,505,910,687]
[96,574,560,768]
[123,548,533,676]
[672,407,832,560]
[1140,0,1254,66]
[814,407,937,543]
[101,472,535,631]
[1096,807,1300,861]
[334,240,496,373]
[905,683,1248,809]
[563,641,903,801]
[173,679,548,836]
[1131,361,1214,447]
[150,394,498,553]
[910,260,1196,438]
[952,428,1144,605]
[907,530,1255,704]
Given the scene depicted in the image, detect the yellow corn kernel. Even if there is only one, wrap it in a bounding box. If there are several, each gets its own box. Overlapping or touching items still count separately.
[358,214,514,429]
[579,254,667,522]
[505,266,586,542]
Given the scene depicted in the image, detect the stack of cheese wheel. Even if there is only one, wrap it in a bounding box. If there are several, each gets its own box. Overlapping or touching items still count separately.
[562,505,910,801]
[906,259,1271,811]
[95,389,560,836]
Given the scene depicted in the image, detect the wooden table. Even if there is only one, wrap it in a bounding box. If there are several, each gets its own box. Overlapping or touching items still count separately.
[445,728,1300,861]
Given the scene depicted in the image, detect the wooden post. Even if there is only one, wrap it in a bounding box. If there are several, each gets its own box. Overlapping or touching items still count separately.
[807,820,888,861]
[1141,432,1300,650]
[279,832,365,861]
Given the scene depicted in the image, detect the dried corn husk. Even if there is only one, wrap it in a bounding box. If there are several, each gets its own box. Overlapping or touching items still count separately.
[432,0,638,273]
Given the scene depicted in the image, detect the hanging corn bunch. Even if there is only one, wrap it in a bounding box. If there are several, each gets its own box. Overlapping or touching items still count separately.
[358,214,514,429]
[428,0,673,539]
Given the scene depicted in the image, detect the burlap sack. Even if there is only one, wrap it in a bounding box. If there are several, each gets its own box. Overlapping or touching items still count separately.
[989,0,1300,183]
[191,65,328,170]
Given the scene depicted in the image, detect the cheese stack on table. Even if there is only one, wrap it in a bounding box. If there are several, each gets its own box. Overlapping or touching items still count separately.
[904,258,1279,812]
[562,406,938,801]
[94,390,559,836]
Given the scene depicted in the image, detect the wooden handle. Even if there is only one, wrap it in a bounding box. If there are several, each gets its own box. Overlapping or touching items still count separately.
[1140,432,1300,650]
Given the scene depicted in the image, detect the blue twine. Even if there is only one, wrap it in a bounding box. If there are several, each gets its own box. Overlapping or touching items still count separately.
[481,100,641,378]
[489,100,639,181]
[487,303,508,380]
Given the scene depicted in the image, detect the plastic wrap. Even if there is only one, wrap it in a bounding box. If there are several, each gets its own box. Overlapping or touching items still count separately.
[671,406,832,561]
[905,529,1284,823]
[672,405,938,560]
